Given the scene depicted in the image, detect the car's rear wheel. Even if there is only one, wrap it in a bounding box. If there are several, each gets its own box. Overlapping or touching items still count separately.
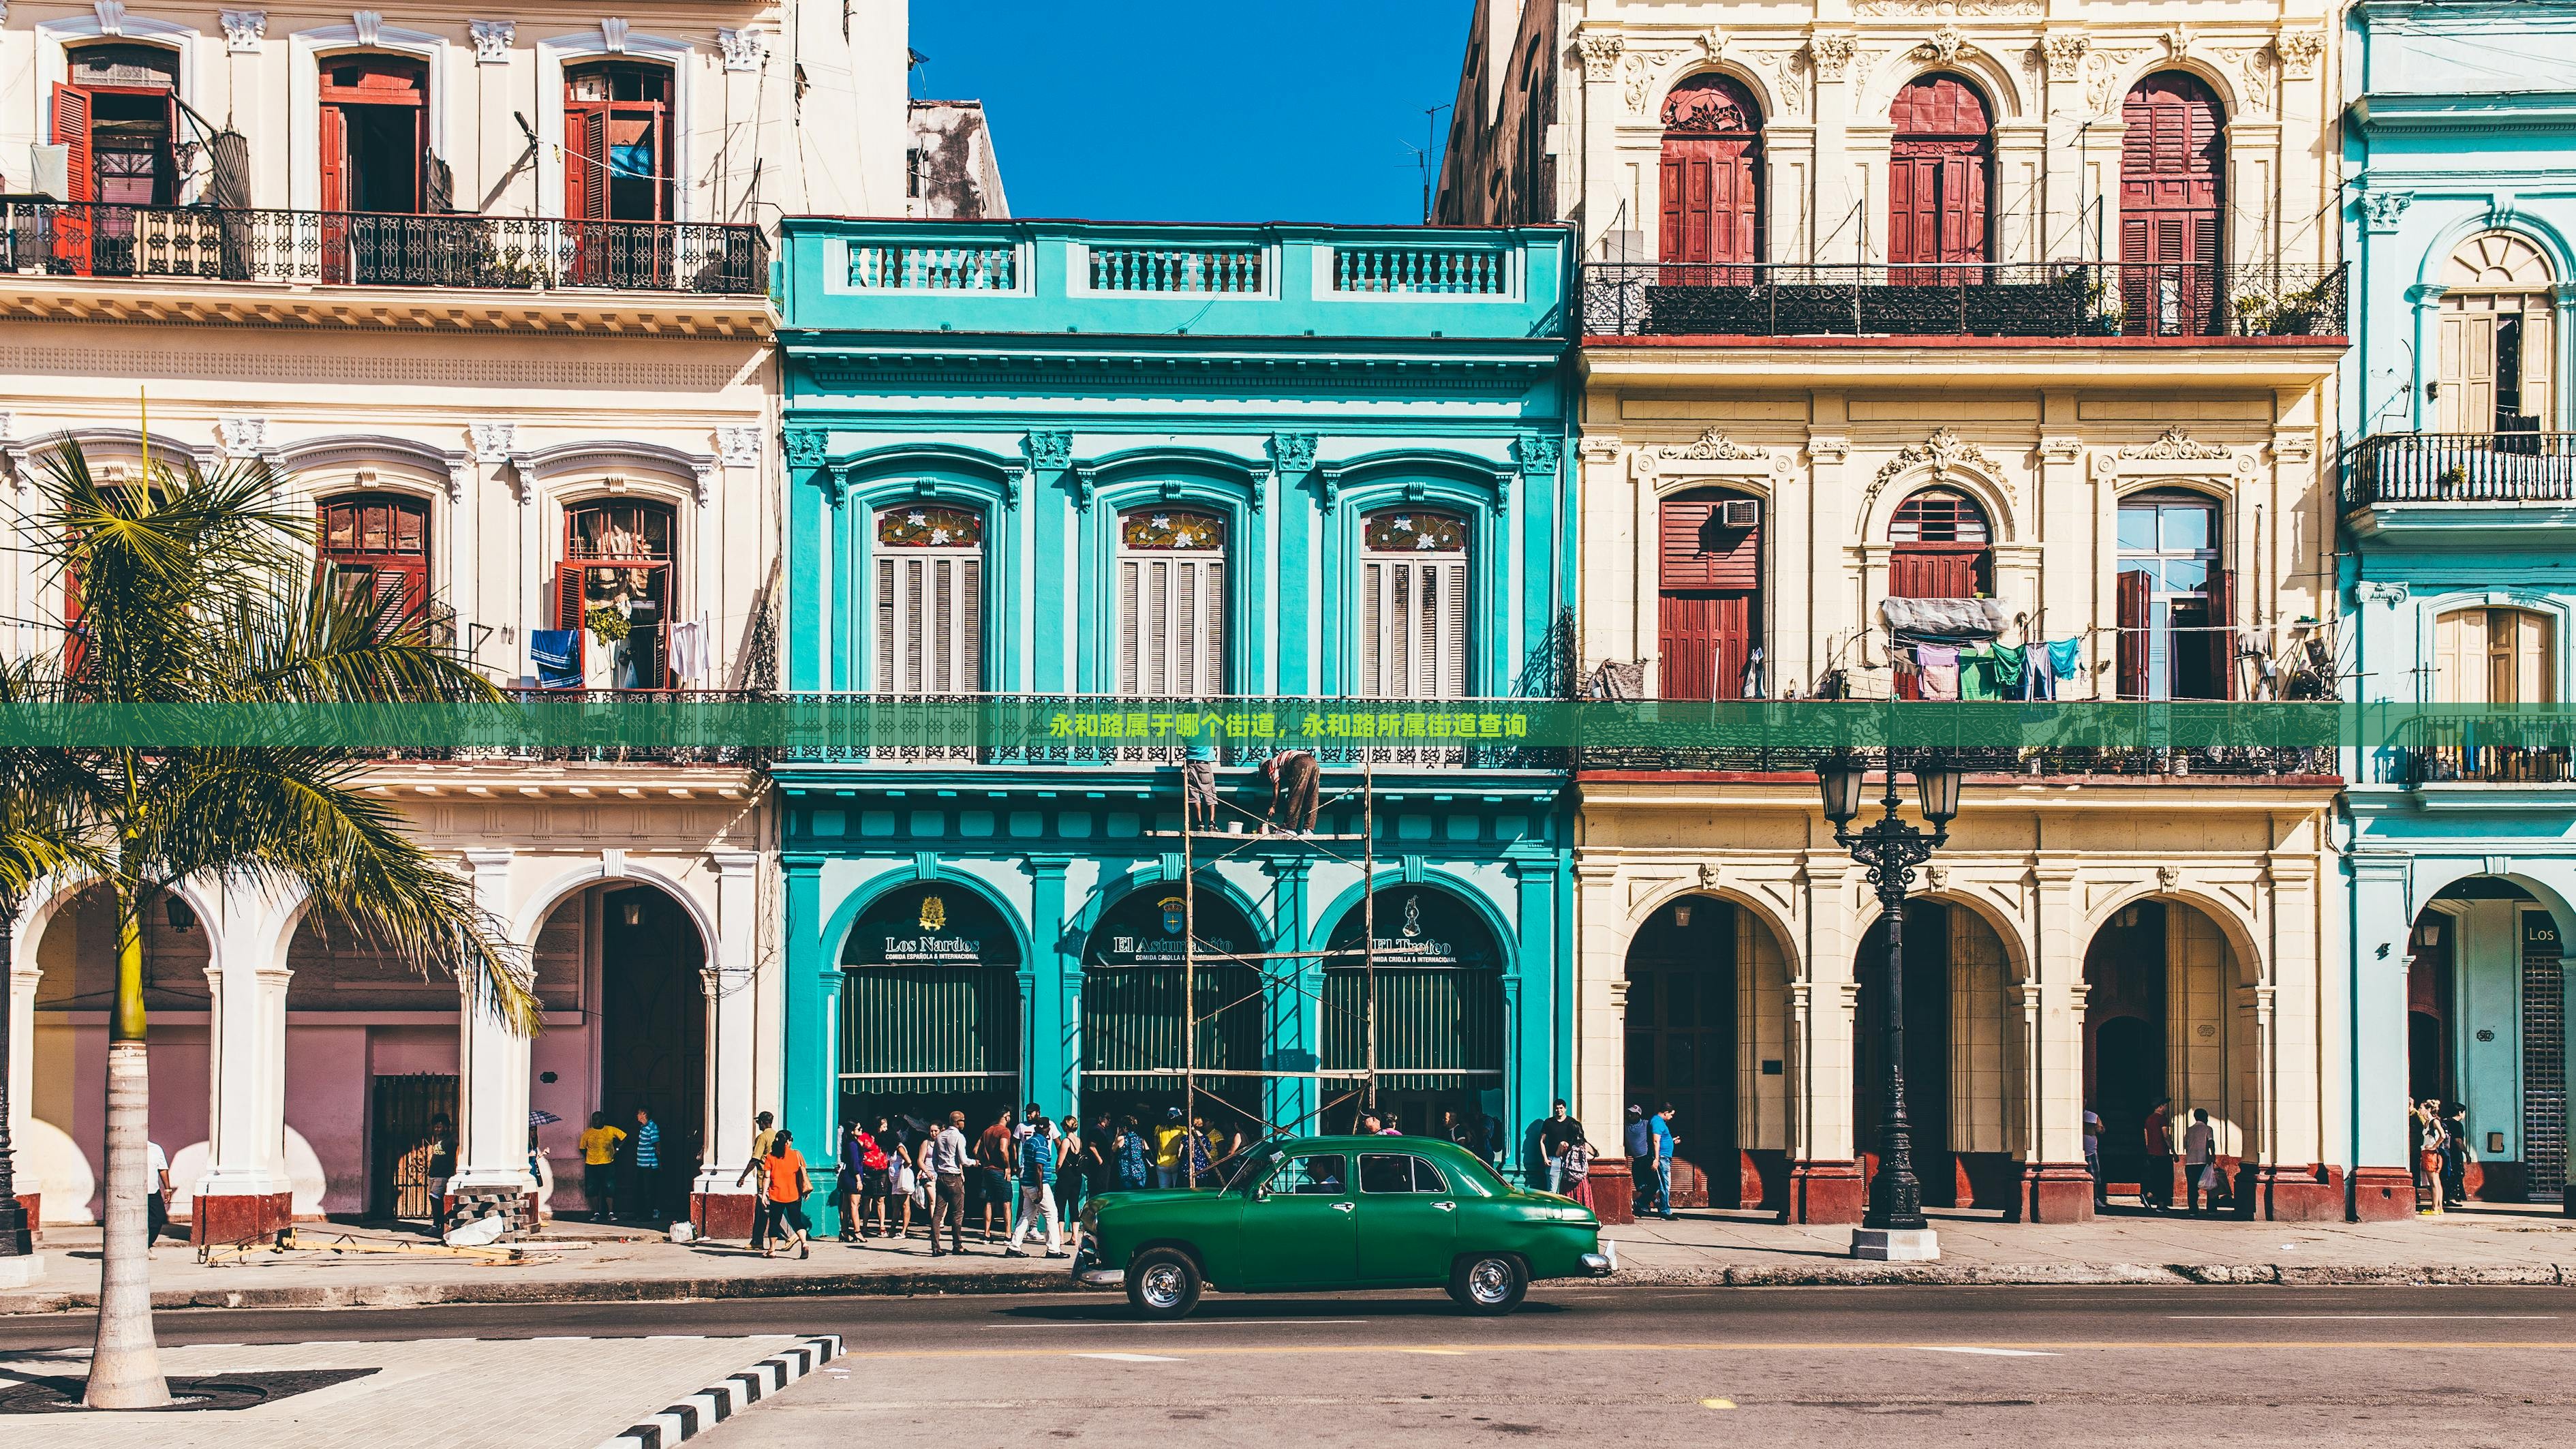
[1447,1252,1528,1315]
[1126,1247,1203,1320]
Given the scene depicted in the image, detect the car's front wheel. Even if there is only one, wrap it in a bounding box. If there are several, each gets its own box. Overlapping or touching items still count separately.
[1127,1247,1203,1320]
[1447,1252,1528,1315]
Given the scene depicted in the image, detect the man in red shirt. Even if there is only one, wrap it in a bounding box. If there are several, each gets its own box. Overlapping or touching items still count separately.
[2141,1099,2175,1212]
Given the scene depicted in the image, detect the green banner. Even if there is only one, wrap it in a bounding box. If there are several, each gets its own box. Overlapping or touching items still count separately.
[0,700,2570,751]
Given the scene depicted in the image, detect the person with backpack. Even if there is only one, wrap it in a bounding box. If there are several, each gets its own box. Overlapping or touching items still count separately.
[852,1117,895,1239]
[1005,1112,1066,1257]
[1114,1114,1152,1191]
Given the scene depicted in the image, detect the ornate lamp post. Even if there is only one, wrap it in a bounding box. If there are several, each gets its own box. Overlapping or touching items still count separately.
[1820,749,1964,1262]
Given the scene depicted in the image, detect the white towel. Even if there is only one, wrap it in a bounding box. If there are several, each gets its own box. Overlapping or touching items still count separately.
[668,619,706,684]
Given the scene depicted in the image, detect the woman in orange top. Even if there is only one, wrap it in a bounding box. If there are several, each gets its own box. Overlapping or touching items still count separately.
[756,1129,813,1260]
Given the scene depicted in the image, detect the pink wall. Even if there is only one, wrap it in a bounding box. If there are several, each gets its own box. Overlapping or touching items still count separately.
[282,1024,371,1215]
[34,1022,210,1221]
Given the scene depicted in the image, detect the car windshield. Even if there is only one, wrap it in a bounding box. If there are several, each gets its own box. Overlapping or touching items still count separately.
[1229,1143,1284,1194]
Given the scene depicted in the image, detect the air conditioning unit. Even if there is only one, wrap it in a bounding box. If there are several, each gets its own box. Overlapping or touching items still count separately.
[1720,498,1761,530]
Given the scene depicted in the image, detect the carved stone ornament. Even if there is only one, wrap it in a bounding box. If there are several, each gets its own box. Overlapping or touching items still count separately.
[1918,27,1969,67]
[1697,861,1719,891]
[1024,430,1073,471]
[2156,865,2182,892]
[1808,434,1851,463]
[1808,33,1857,81]
[444,460,470,502]
[1578,29,1624,82]
[2355,580,2410,607]
[1867,429,1995,513]
[1661,427,1768,463]
[1758,48,1811,117]
[1856,0,2042,14]
[468,420,516,463]
[2214,43,2276,117]
[2083,46,2163,113]
[782,427,827,469]
[2119,425,2231,461]
[470,18,512,62]
[219,10,265,52]
[2040,32,2089,82]
[1518,433,1563,476]
[2273,28,2323,80]
[2039,436,2083,464]
[216,416,269,457]
[716,425,760,468]
[1268,432,1317,473]
[1923,864,1950,892]
[2269,433,2315,465]
[600,16,630,54]
[352,10,380,48]
[2360,191,2412,233]
[93,1,125,37]
[718,26,765,72]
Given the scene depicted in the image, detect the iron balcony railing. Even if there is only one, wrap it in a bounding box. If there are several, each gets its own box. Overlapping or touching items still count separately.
[1580,260,2348,341]
[1576,744,2337,779]
[2344,431,2576,508]
[1,196,769,295]
[374,690,771,766]
[772,693,1566,770]
[2389,712,2576,787]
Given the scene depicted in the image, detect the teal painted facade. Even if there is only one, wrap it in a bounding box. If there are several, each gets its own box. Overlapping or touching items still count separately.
[2340,0,2576,1206]
[772,220,1576,1183]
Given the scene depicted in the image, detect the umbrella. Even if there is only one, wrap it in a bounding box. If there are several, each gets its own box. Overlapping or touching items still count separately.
[530,1109,562,1126]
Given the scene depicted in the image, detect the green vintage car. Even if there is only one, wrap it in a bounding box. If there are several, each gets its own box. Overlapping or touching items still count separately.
[1072,1135,1610,1319]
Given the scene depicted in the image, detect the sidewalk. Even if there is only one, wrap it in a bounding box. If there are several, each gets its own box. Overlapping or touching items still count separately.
[5,1202,2573,1315]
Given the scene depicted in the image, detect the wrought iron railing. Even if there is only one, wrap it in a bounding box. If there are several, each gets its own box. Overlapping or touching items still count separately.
[2391,713,2576,786]
[772,693,1565,769]
[1576,744,2337,778]
[2345,431,2576,507]
[1579,260,2348,341]
[0,197,769,294]
[373,690,771,765]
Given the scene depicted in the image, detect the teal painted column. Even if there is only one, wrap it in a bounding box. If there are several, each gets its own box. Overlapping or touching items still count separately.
[1028,433,1069,692]
[1506,844,1559,1179]
[781,856,838,1176]
[1268,859,1315,1133]
[1027,856,1075,1119]
[783,429,827,692]
[2351,854,2415,1216]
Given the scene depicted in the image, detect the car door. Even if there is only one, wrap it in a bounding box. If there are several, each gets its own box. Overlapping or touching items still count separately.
[1235,1151,1358,1290]
[1354,1152,1457,1284]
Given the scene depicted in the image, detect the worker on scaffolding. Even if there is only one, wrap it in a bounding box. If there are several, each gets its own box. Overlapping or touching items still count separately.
[1263,747,1319,833]
[1182,729,1221,829]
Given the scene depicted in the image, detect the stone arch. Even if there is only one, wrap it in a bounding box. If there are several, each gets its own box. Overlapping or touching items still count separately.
[1619,887,1796,1212]
[2079,881,2265,986]
[2087,48,2250,123]
[1862,49,2027,124]
[1663,62,1785,132]
[1862,466,2018,546]
[2417,222,2575,294]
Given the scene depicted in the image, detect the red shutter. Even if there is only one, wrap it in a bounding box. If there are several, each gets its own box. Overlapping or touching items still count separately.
[1889,155,1929,268]
[2119,73,2225,333]
[1659,498,1760,590]
[319,102,348,213]
[50,84,95,275]
[567,108,608,220]
[1944,153,1988,267]
[1659,592,1753,702]
[2116,568,2151,700]
[1890,549,1978,600]
[2204,568,2237,701]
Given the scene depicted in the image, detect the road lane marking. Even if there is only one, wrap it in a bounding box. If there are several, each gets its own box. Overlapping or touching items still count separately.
[827,1339,2576,1364]
[1404,1348,1467,1356]
[1918,1347,2059,1357]
[1701,1399,1736,1409]
[2168,1315,2556,1321]
[983,1319,1366,1330]
[1075,1352,1183,1363]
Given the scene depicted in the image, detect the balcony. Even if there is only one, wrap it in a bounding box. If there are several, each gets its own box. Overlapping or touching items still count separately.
[1574,744,2336,780]
[2346,431,2576,510]
[369,690,773,767]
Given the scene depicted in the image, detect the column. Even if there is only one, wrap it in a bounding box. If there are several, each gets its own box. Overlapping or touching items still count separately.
[1506,846,1560,1180]
[2021,864,2093,1221]
[451,850,534,1207]
[1027,857,1075,1118]
[691,849,762,1238]
[192,882,296,1245]
[2349,853,2417,1219]
[1571,857,1631,1222]
[1263,859,1313,1135]
[1790,849,1865,1223]
[778,857,837,1176]
[7,914,42,1238]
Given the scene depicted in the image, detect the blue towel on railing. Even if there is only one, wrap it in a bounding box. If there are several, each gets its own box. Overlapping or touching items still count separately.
[530,630,581,688]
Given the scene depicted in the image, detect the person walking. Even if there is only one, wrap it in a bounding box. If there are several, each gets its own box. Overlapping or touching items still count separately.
[833,1122,868,1242]
[1539,1100,1583,1195]
[144,1139,172,1257]
[1561,1130,1598,1211]
[929,1110,972,1256]
[628,1105,664,1226]
[2081,1106,2104,1208]
[1005,1116,1066,1257]
[905,1122,937,1243]
[735,1111,782,1250]
[1623,1105,1653,1217]
[754,1129,812,1260]
[2412,1099,2448,1215]
[1152,1108,1186,1188]
[2180,1108,2219,1217]
[1649,1103,1678,1220]
[1114,1114,1152,1191]
[425,1114,458,1235]
[974,1106,1015,1241]
[2141,1099,2175,1212]
[1055,1114,1088,1242]
[2440,1101,2470,1206]
[578,1111,624,1223]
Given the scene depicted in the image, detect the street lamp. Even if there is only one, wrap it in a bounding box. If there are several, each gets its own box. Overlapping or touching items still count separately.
[1821,748,1963,1263]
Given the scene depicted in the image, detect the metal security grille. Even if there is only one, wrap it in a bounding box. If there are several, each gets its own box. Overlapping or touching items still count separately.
[840,964,1019,1094]
[1321,966,1500,1089]
[2524,933,2566,1200]
[1079,964,1265,1086]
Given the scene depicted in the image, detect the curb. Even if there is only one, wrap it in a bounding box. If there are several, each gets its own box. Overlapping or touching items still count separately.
[595,1333,840,1449]
[4,1260,2572,1315]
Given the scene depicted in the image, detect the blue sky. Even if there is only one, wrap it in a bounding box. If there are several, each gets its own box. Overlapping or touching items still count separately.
[908,0,1479,224]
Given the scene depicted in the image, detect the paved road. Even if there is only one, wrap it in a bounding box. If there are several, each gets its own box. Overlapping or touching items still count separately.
[7,1285,2570,1444]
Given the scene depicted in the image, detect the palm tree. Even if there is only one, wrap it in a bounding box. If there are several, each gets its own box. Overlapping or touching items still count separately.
[27,440,533,1408]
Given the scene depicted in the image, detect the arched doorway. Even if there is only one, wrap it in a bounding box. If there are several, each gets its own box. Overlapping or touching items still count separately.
[1658,487,1762,701]
[27,882,211,1225]
[1856,900,2018,1211]
[1322,886,1505,1154]
[318,54,429,284]
[1081,885,1264,1144]
[2083,900,2253,1212]
[589,885,705,1200]
[1659,73,1763,284]
[1621,895,1791,1210]
[2406,879,2566,1202]
[2119,72,2224,335]
[1889,74,1991,280]
[838,882,1022,1137]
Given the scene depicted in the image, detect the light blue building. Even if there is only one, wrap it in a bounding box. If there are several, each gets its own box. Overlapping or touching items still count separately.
[2340,0,2576,1212]
[768,221,1576,1189]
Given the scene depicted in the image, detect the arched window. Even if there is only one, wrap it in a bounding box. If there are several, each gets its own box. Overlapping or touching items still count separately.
[840,883,1023,1127]
[50,44,181,275]
[1888,487,1993,598]
[1322,887,1503,1139]
[2115,489,2228,700]
[2436,607,2554,705]
[564,61,673,222]
[557,499,676,690]
[1358,508,1469,699]
[1659,74,1763,281]
[1117,508,1227,697]
[2119,73,2224,335]
[318,491,431,628]
[1889,74,1991,279]
[1658,488,1762,701]
[2437,234,2556,436]
[874,503,983,693]
[321,57,430,214]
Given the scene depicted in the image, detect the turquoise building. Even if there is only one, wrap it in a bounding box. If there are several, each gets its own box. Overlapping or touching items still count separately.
[2340,0,2576,1212]
[770,220,1576,1181]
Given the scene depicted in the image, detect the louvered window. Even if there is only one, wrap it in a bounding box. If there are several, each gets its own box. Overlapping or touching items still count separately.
[1117,509,1227,697]
[1358,508,1469,699]
[319,492,430,638]
[874,504,983,692]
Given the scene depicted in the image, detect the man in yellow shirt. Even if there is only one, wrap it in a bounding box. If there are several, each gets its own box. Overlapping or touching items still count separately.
[1152,1108,1186,1189]
[579,1111,626,1222]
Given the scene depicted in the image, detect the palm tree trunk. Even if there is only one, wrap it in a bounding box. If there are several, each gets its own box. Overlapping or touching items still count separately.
[84,879,166,1408]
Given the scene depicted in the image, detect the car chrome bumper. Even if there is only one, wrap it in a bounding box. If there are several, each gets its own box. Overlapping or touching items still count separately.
[1070,1245,1124,1288]
[1580,1251,1614,1277]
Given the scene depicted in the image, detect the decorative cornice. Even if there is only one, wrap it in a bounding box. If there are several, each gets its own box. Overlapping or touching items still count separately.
[469,18,512,63]
[219,9,264,51]
[2119,425,2230,461]
[1865,427,1995,513]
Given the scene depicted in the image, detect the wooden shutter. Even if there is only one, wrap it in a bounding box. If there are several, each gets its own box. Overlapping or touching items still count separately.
[1360,558,1469,699]
[50,84,95,275]
[2434,608,2469,704]
[2203,568,2236,701]
[1942,152,1988,266]
[2116,568,2150,700]
[2524,303,2556,426]
[1889,549,1978,600]
[568,108,608,220]
[1659,498,1760,590]
[1889,155,1933,268]
[2519,611,2554,705]
[554,563,588,681]
[319,102,348,213]
[1658,592,1752,702]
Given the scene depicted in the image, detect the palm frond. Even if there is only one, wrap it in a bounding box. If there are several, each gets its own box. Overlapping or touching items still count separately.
[234,561,503,705]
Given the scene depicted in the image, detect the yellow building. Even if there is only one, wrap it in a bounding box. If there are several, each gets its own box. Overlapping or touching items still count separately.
[1440,0,2352,1223]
